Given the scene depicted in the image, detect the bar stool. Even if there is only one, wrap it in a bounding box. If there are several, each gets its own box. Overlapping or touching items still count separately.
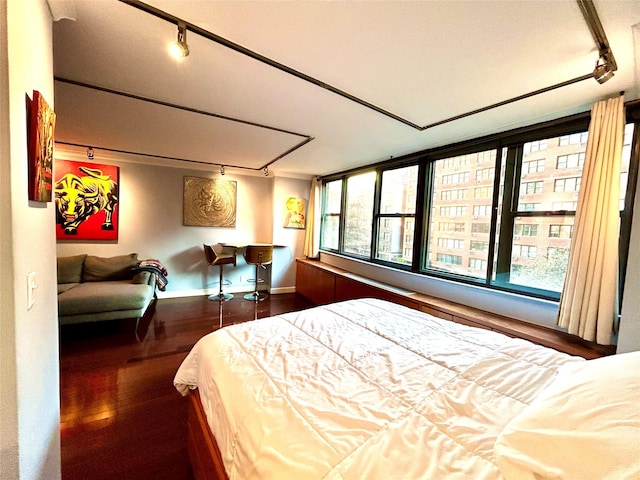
[203,243,237,301]
[243,244,273,301]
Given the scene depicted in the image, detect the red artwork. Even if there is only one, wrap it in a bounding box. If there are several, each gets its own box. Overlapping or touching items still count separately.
[54,160,120,241]
[27,90,56,202]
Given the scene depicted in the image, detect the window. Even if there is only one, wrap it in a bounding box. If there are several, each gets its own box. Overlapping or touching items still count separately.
[442,172,469,185]
[475,168,494,182]
[436,253,462,265]
[473,205,492,217]
[426,148,497,279]
[514,223,538,237]
[375,165,418,265]
[474,186,491,199]
[494,128,597,293]
[512,245,537,258]
[441,188,467,201]
[439,222,465,232]
[554,177,581,192]
[343,172,376,256]
[440,205,467,217]
[477,151,494,164]
[559,132,588,146]
[470,241,488,252]
[469,258,487,269]
[521,202,541,211]
[438,238,464,249]
[549,224,573,238]
[557,152,585,169]
[320,111,637,304]
[524,139,547,153]
[471,223,490,234]
[522,181,543,195]
[320,179,342,250]
[522,159,546,174]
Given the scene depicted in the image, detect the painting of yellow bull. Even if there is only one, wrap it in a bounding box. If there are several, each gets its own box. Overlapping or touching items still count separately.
[54,160,120,240]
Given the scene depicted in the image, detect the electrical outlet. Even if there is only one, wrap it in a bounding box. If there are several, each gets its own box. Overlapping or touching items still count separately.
[27,272,37,310]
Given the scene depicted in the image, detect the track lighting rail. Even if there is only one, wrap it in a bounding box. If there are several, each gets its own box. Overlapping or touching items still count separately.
[120,0,618,132]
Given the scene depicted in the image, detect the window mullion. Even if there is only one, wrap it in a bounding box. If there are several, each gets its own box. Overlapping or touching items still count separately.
[494,146,520,284]
[371,170,382,260]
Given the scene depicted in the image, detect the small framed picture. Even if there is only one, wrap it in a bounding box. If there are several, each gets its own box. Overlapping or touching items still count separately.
[283,197,306,229]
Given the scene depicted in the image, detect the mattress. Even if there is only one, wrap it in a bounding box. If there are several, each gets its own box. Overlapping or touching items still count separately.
[174,298,583,479]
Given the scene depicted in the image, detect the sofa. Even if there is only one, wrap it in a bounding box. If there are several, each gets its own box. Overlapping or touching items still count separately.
[57,253,157,325]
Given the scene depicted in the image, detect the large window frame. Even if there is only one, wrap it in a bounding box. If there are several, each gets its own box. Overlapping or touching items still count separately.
[319,105,640,303]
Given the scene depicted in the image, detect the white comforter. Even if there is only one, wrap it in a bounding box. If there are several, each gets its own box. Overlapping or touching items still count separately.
[174,298,581,480]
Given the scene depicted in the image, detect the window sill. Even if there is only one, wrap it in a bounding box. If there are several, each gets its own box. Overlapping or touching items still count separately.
[296,258,614,359]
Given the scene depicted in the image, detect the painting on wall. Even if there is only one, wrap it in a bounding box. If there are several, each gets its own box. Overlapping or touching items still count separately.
[183,176,237,227]
[54,159,120,241]
[283,196,306,229]
[27,90,56,202]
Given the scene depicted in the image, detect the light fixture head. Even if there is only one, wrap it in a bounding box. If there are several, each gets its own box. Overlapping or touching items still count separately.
[220,165,225,176]
[169,21,189,59]
[593,54,614,84]
[264,167,269,177]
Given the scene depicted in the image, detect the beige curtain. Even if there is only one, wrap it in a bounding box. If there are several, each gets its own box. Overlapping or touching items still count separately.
[557,95,625,345]
[303,177,321,258]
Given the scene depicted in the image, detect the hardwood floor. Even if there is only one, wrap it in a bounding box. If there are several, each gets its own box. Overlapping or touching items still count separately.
[59,293,313,480]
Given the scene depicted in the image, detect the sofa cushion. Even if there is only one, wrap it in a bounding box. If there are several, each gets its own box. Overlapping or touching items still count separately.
[57,255,87,284]
[132,271,151,285]
[58,283,80,294]
[82,254,139,282]
[57,280,153,317]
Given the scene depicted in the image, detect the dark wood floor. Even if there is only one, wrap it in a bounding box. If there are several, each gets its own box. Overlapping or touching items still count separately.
[59,293,313,480]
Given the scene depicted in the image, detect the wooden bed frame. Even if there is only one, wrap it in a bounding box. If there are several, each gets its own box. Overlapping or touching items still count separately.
[187,390,229,480]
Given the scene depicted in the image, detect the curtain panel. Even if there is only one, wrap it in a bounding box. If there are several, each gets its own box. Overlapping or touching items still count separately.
[557,95,625,345]
[303,177,321,259]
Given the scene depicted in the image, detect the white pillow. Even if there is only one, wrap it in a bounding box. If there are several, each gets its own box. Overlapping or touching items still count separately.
[494,351,640,480]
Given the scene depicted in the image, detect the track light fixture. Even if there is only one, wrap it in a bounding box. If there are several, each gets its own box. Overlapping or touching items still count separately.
[264,167,269,177]
[169,21,189,59]
[593,53,615,84]
[220,165,225,176]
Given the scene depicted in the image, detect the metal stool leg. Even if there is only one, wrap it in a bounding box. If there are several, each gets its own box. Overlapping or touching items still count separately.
[208,264,233,301]
[244,253,268,301]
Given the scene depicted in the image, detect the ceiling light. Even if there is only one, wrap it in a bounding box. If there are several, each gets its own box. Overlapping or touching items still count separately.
[220,165,225,176]
[593,54,614,84]
[168,21,189,59]
[264,167,269,177]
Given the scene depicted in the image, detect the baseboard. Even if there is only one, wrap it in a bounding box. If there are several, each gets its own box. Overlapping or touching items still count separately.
[271,286,296,294]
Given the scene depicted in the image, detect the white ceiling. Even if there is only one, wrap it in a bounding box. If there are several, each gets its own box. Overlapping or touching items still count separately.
[52,0,640,178]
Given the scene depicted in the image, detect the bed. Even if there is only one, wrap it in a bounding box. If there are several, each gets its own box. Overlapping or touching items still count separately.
[174,298,640,480]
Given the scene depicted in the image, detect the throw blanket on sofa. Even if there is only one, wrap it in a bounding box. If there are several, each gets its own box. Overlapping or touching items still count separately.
[133,259,169,291]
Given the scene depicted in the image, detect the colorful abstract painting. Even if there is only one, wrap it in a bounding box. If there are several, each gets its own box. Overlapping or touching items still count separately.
[27,90,56,202]
[183,176,237,227]
[54,159,120,241]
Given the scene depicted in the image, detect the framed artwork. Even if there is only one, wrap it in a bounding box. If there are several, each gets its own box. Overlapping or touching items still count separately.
[54,159,120,241]
[183,176,237,227]
[283,197,306,229]
[27,90,56,202]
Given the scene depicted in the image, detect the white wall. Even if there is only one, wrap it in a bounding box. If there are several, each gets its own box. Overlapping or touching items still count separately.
[1,1,61,478]
[54,152,309,297]
[271,176,312,292]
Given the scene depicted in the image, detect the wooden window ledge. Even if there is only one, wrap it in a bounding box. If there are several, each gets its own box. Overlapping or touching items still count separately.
[296,258,614,359]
